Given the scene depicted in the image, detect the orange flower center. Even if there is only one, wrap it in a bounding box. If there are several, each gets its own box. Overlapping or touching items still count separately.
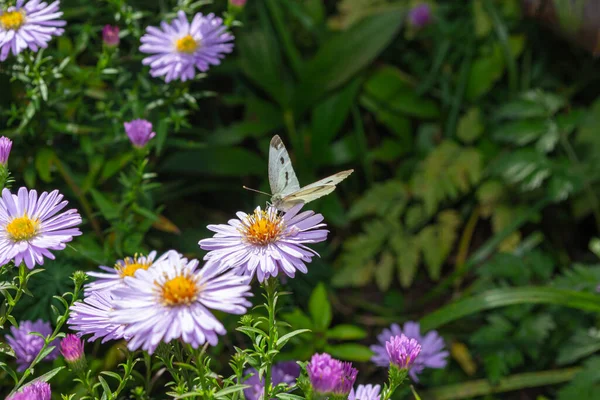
[117,255,153,278]
[175,35,198,53]
[0,11,25,30]
[6,215,38,241]
[161,275,197,306]
[241,209,284,245]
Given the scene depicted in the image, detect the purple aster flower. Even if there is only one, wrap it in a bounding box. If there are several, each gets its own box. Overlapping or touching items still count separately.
[408,4,432,28]
[60,334,84,362]
[102,24,119,47]
[67,290,127,343]
[85,251,164,296]
[124,119,155,148]
[139,11,234,82]
[110,250,252,354]
[5,320,59,372]
[349,384,381,400]
[0,136,12,165]
[386,334,421,369]
[307,353,357,395]
[334,361,358,396]
[0,0,66,61]
[371,321,448,381]
[230,0,247,7]
[7,381,51,400]
[199,204,328,282]
[0,187,82,269]
[244,361,300,400]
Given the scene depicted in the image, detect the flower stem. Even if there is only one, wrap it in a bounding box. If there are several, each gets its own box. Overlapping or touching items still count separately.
[0,263,28,329]
[262,278,279,400]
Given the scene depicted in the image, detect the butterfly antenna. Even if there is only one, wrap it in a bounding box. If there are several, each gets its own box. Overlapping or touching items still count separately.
[242,186,271,196]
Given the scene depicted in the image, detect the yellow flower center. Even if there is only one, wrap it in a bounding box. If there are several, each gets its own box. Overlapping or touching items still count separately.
[0,10,25,31]
[160,275,197,306]
[241,209,284,246]
[117,255,153,278]
[175,35,198,54]
[6,215,38,241]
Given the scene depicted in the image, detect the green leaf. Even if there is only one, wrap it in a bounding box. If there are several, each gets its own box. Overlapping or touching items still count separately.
[557,330,600,366]
[492,149,552,192]
[374,251,394,292]
[558,357,600,400]
[326,324,367,340]
[35,148,57,182]
[473,0,492,37]
[214,385,250,398]
[309,283,332,331]
[457,107,484,144]
[31,366,65,383]
[325,343,374,362]
[420,287,600,331]
[418,210,461,280]
[349,181,407,220]
[391,234,421,288]
[160,148,264,176]
[90,189,119,220]
[276,329,311,348]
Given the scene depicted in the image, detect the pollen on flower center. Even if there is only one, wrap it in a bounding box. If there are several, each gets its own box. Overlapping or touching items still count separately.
[6,215,38,241]
[0,10,26,30]
[241,209,284,245]
[117,256,153,278]
[160,275,198,306]
[175,34,199,54]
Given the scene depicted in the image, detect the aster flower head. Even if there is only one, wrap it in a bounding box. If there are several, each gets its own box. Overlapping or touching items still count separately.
[307,353,356,395]
[349,384,381,400]
[102,24,119,47]
[7,381,51,400]
[334,361,358,396]
[386,334,421,369]
[371,321,448,381]
[67,290,127,343]
[85,251,162,296]
[0,187,82,269]
[408,3,432,28]
[5,320,59,372]
[124,119,155,148]
[199,204,328,282]
[0,0,66,61]
[60,334,85,368]
[139,11,234,82]
[244,361,300,400]
[110,250,252,354]
[0,136,12,165]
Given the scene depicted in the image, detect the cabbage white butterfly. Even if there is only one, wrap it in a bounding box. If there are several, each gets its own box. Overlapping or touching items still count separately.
[249,135,353,211]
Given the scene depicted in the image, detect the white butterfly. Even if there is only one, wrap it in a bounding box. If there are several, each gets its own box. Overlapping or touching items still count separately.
[265,135,353,211]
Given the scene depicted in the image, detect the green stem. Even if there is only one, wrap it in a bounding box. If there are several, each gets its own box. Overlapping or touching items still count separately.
[262,278,278,400]
[0,263,28,329]
[144,352,153,396]
[264,0,303,79]
[196,345,210,398]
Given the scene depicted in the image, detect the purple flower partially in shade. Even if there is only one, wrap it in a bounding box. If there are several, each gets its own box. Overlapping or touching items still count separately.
[199,204,328,282]
[371,321,448,381]
[110,250,252,354]
[85,251,164,297]
[408,3,432,28]
[0,136,12,165]
[244,361,300,400]
[307,353,357,395]
[0,187,82,269]
[349,384,381,400]
[386,334,421,369]
[0,0,66,61]
[124,119,155,148]
[139,11,234,82]
[67,290,127,343]
[102,24,119,47]
[5,320,59,372]
[7,381,51,400]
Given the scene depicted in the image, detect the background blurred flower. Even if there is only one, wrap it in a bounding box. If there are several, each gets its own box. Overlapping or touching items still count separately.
[124,119,155,148]
[102,24,119,47]
[386,334,421,369]
[5,320,59,371]
[408,3,432,28]
[349,384,381,400]
[199,204,328,282]
[67,290,126,343]
[0,136,12,165]
[139,11,234,82]
[307,353,356,395]
[111,250,252,353]
[0,0,66,61]
[230,0,247,7]
[7,381,51,400]
[0,187,82,269]
[371,321,448,381]
[244,361,300,400]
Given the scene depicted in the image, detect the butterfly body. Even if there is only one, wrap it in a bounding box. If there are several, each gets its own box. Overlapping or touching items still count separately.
[268,135,353,211]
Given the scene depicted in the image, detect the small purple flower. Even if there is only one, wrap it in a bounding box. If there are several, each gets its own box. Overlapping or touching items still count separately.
[124,119,155,148]
[7,381,51,400]
[102,25,120,47]
[349,384,381,400]
[0,0,66,61]
[307,353,357,395]
[386,334,421,369]
[0,136,12,165]
[60,334,84,362]
[67,290,127,343]
[230,0,247,7]
[244,361,300,400]
[371,321,448,381]
[408,4,432,28]
[199,204,328,282]
[139,11,234,82]
[5,320,59,372]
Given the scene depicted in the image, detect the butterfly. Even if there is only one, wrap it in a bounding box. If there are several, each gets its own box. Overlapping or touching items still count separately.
[257,135,353,211]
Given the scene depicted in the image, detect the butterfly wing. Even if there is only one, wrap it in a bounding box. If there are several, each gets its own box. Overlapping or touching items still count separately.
[268,135,300,196]
[276,169,354,210]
